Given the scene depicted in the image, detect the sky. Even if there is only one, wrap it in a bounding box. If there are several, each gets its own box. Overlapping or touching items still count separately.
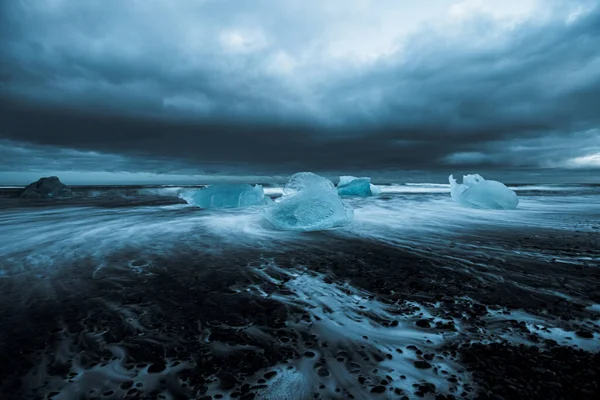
[1,0,600,184]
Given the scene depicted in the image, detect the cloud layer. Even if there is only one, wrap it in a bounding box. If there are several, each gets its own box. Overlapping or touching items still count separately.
[1,0,600,176]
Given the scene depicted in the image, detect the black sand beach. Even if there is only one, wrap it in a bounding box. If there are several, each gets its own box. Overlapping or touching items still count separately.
[0,186,599,399]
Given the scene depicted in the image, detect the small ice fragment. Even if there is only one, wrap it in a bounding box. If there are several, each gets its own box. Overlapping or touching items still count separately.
[336,175,381,197]
[264,172,354,231]
[180,183,269,209]
[369,183,382,196]
[449,174,518,210]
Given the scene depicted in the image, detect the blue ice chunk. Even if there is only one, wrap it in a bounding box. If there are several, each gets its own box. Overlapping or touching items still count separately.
[336,176,381,196]
[180,183,269,209]
[449,174,518,210]
[264,172,354,231]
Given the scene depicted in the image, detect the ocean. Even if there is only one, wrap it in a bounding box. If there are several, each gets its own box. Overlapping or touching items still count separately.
[0,183,599,399]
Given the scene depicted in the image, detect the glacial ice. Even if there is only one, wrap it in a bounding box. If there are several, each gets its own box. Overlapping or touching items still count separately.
[336,175,381,197]
[180,183,269,209]
[264,172,354,231]
[449,174,519,210]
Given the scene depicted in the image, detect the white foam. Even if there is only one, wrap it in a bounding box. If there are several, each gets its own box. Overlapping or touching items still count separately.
[381,184,450,194]
[21,329,191,400]
[243,261,471,399]
[486,309,600,352]
[586,304,600,313]
[264,187,284,196]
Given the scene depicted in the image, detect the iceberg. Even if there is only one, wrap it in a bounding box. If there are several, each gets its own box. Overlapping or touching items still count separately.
[336,176,382,197]
[264,172,354,231]
[180,183,269,209]
[449,174,518,210]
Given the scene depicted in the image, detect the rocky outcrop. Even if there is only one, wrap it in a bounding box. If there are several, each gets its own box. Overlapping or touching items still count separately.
[20,176,73,199]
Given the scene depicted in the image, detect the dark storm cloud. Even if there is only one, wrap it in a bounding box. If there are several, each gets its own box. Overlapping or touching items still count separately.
[1,0,600,174]
[0,139,199,174]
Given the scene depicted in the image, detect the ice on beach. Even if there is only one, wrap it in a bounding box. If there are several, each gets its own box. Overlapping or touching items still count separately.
[336,175,381,197]
[180,183,269,209]
[264,172,354,231]
[449,174,519,210]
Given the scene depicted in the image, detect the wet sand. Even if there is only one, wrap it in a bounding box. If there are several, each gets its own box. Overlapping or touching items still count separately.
[1,231,599,399]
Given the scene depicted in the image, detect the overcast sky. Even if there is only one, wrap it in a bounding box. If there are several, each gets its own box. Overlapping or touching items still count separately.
[1,0,599,184]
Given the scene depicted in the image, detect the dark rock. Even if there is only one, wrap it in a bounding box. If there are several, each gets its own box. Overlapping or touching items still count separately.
[418,382,436,393]
[370,385,386,393]
[416,319,431,328]
[263,371,277,380]
[147,361,166,373]
[20,176,72,199]
[413,361,432,369]
[575,330,594,339]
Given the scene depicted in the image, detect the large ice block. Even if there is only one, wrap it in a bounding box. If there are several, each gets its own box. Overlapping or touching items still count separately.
[180,183,269,209]
[449,174,518,210]
[336,176,381,197]
[264,172,354,231]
